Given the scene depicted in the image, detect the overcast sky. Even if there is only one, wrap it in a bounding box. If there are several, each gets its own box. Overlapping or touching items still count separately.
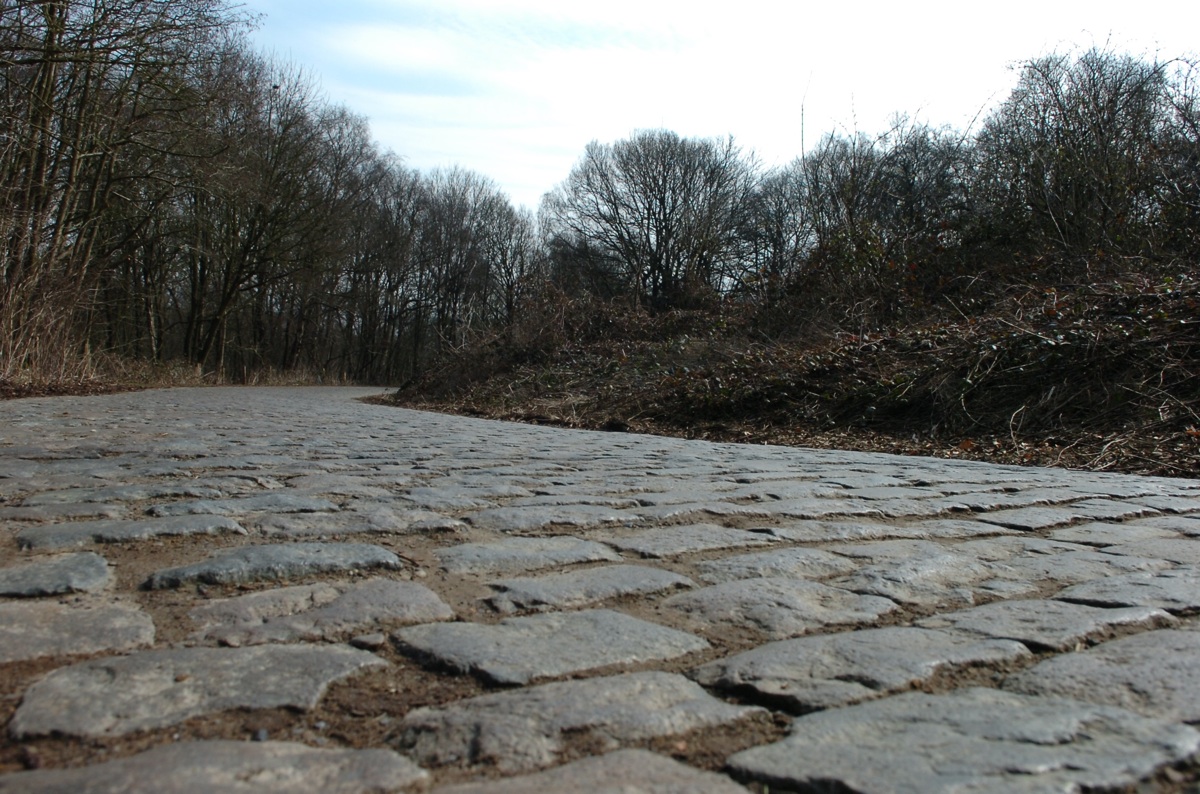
[238,0,1198,209]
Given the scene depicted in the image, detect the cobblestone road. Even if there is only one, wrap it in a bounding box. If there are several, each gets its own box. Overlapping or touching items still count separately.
[2,387,1199,792]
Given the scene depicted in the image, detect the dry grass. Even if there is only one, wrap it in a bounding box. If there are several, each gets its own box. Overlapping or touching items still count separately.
[0,358,342,401]
[392,276,1200,478]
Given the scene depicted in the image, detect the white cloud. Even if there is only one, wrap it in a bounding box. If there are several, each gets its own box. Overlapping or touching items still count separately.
[243,0,1200,208]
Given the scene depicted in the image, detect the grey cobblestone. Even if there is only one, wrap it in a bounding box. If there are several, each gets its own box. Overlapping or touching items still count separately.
[691,626,1031,711]
[1100,537,1200,564]
[4,387,1200,791]
[9,644,385,738]
[0,503,124,522]
[144,542,403,588]
[1055,567,1200,612]
[17,515,246,550]
[19,483,222,506]
[147,493,339,517]
[594,524,775,558]
[0,600,155,662]
[0,741,428,793]
[395,609,709,685]
[435,537,621,575]
[1004,629,1200,721]
[727,688,1200,793]
[0,551,110,595]
[190,578,454,645]
[485,565,694,613]
[695,546,859,583]
[1049,520,1181,546]
[399,671,759,772]
[430,749,748,794]
[916,598,1174,651]
[466,504,639,532]
[664,578,898,639]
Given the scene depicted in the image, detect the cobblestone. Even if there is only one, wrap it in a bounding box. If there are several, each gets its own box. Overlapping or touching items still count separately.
[190,578,454,645]
[398,671,760,772]
[431,749,747,794]
[0,552,110,595]
[727,688,1200,793]
[594,523,776,557]
[694,546,859,583]
[435,537,621,575]
[915,598,1174,651]
[1004,629,1200,721]
[0,600,155,663]
[3,387,1200,791]
[9,644,385,738]
[144,542,403,589]
[1055,567,1200,612]
[691,626,1031,711]
[664,578,898,639]
[17,515,246,550]
[394,609,709,685]
[0,741,428,793]
[485,565,693,613]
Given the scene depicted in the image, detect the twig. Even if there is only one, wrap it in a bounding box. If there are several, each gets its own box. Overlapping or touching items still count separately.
[1009,405,1027,444]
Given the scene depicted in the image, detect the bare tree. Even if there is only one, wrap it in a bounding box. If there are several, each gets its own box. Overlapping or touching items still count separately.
[413,167,523,354]
[0,0,241,380]
[973,49,1179,269]
[485,204,539,330]
[542,129,758,308]
[1148,57,1200,260]
[734,163,815,305]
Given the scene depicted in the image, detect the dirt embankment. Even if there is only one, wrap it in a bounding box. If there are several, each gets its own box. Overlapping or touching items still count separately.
[389,278,1200,479]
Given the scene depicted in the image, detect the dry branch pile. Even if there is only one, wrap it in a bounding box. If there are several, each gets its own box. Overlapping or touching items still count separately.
[393,275,1200,478]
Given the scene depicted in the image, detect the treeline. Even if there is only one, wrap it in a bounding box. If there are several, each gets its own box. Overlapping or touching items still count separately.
[2,0,538,384]
[3,1,1198,385]
[544,50,1200,331]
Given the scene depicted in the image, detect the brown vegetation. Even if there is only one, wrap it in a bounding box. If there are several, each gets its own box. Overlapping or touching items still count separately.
[390,275,1200,478]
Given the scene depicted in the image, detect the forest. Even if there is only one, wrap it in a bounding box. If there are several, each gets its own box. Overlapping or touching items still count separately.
[3,2,1200,473]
